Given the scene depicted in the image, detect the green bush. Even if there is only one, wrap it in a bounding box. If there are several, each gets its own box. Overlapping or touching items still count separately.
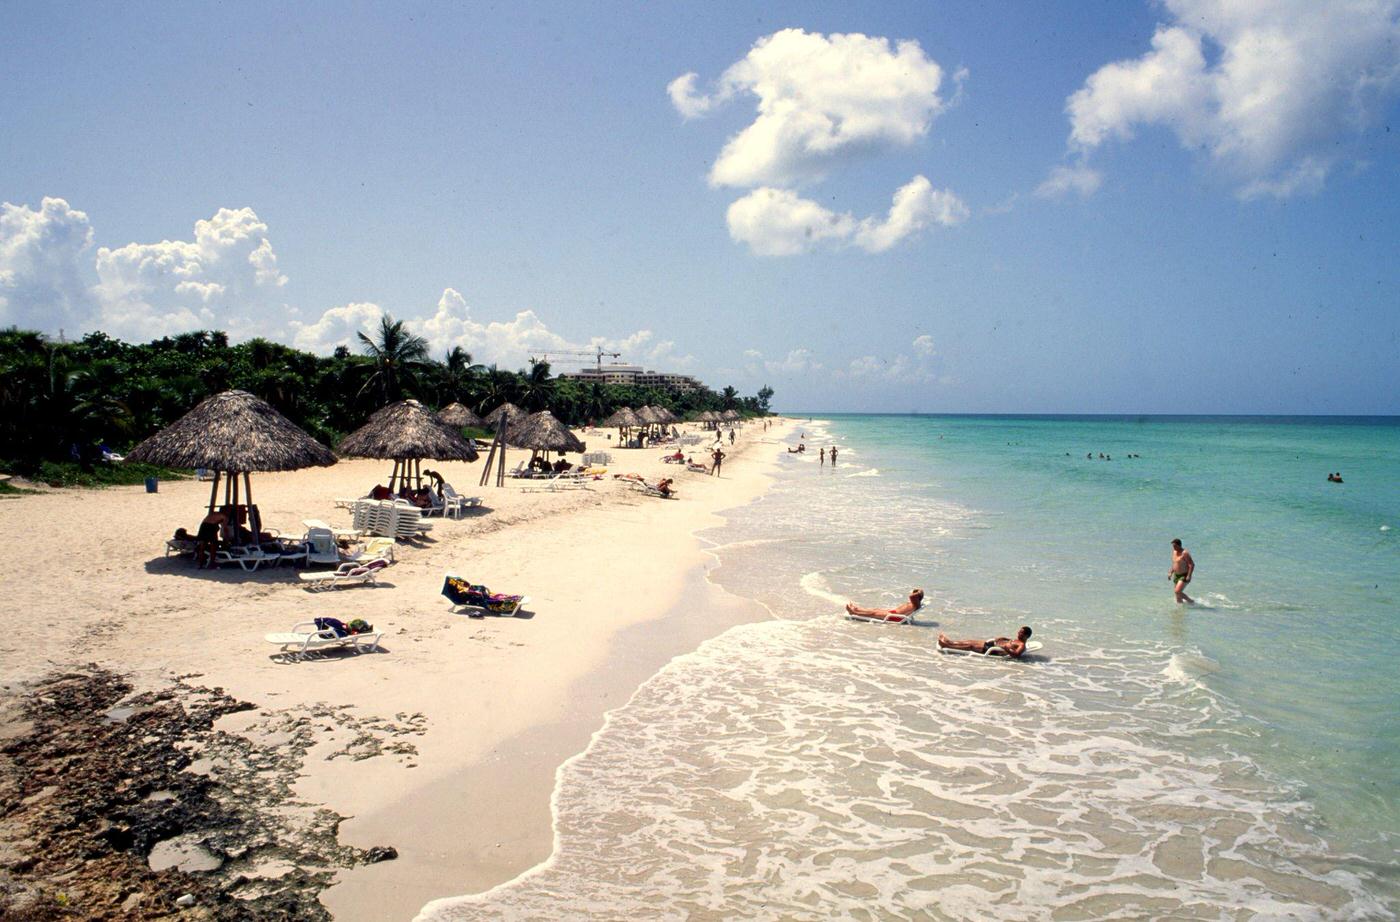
[12,460,191,489]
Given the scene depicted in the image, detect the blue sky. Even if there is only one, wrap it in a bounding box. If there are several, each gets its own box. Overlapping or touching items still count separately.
[2,1,1398,413]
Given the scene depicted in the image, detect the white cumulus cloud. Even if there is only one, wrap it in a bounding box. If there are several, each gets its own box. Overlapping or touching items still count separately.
[290,301,384,353]
[912,334,936,357]
[0,197,99,333]
[293,287,696,373]
[727,176,967,256]
[94,207,288,341]
[1065,0,1400,196]
[1035,164,1104,199]
[672,28,950,188]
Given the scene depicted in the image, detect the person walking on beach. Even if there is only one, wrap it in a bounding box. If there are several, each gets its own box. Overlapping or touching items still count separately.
[711,446,725,476]
[820,447,826,467]
[829,445,838,466]
[846,589,924,619]
[1169,538,1195,605]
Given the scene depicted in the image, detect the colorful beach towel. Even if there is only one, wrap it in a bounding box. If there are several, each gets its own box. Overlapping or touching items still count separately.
[441,576,525,614]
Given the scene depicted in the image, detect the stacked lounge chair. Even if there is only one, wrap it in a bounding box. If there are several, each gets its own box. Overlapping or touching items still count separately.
[350,499,434,539]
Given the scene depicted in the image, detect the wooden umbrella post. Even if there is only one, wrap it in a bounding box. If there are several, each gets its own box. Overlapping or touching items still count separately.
[229,469,241,546]
[243,471,255,536]
[208,470,221,515]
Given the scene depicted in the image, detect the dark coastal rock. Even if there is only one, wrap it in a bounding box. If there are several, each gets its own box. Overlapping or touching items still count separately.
[364,846,398,863]
[0,666,400,921]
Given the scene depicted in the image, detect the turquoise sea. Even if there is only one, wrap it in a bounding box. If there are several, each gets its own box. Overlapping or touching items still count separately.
[424,415,1400,920]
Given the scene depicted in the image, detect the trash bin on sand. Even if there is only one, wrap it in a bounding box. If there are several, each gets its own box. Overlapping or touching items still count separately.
[145,476,158,493]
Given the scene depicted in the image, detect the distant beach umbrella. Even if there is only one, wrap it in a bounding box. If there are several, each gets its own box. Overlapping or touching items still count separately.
[438,402,484,429]
[506,410,586,454]
[600,407,643,429]
[126,389,337,543]
[652,406,679,424]
[484,402,529,430]
[338,399,480,491]
[636,405,666,425]
[721,409,740,422]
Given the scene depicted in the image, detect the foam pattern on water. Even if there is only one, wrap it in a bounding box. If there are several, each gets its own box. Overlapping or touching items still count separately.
[422,618,1390,921]
[420,416,1400,920]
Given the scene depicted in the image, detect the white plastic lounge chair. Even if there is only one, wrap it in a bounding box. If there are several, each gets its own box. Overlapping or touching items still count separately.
[440,483,480,518]
[298,557,390,590]
[303,527,342,567]
[215,546,279,571]
[265,621,383,658]
[343,537,396,564]
[165,538,197,557]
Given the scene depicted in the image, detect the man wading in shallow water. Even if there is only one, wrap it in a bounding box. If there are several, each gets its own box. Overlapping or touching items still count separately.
[1170,538,1195,605]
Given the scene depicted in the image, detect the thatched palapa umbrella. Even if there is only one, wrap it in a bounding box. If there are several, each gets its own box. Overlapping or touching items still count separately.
[721,409,741,423]
[484,402,528,431]
[507,410,586,467]
[600,406,643,430]
[338,399,479,492]
[126,389,336,545]
[438,402,485,429]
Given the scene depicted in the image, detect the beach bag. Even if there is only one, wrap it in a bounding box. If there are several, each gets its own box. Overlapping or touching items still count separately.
[347,618,374,634]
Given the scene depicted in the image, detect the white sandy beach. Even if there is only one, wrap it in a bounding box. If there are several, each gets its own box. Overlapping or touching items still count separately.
[0,418,794,919]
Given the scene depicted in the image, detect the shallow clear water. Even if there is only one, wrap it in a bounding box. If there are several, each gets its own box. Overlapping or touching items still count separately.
[422,415,1400,920]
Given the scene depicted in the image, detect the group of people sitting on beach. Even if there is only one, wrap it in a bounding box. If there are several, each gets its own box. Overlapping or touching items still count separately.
[175,504,276,568]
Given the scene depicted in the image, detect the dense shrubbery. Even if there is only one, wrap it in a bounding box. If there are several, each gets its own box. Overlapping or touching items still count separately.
[0,320,773,478]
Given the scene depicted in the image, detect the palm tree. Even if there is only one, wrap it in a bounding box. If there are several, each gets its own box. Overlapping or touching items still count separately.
[358,314,430,407]
[472,363,518,413]
[439,346,483,404]
[519,359,555,411]
[721,385,739,410]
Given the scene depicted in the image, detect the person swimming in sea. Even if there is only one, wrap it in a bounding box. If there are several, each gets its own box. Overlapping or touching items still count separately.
[846,589,924,619]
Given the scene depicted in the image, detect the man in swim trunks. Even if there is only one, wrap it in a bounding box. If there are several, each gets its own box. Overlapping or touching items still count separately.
[846,589,924,618]
[1169,538,1195,604]
[194,508,228,569]
[938,626,1033,657]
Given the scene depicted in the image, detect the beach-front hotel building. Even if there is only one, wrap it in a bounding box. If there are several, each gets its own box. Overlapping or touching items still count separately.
[559,364,703,392]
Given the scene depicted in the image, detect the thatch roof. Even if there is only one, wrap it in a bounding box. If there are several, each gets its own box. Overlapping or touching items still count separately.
[696,410,720,422]
[507,410,586,453]
[721,409,741,421]
[652,406,678,424]
[484,402,529,429]
[636,405,666,425]
[600,407,643,428]
[126,389,336,472]
[438,402,485,428]
[338,400,480,462]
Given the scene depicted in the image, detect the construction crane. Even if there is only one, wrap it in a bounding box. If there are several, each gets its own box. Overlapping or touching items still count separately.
[529,348,621,374]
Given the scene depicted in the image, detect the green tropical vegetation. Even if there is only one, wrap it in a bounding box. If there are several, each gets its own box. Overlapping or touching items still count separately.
[0,321,774,484]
